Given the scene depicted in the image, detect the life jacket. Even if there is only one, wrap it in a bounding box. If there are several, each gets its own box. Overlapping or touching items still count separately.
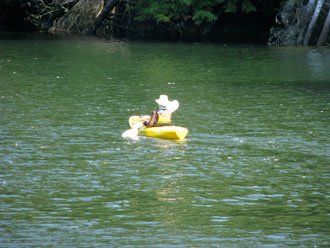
[154,107,172,126]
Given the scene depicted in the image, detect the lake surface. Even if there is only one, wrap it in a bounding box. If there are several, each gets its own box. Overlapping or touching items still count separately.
[1,32,329,247]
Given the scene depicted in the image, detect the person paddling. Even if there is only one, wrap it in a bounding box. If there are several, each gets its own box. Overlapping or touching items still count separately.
[144,95,179,127]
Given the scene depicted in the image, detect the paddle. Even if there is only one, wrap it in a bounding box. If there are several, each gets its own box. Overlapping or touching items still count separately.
[122,121,144,140]
[167,100,179,113]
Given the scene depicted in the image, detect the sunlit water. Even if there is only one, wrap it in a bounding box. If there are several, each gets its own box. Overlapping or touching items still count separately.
[1,32,329,247]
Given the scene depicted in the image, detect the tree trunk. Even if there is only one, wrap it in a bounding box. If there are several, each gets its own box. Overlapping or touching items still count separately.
[296,0,316,45]
[87,0,119,35]
[303,0,324,46]
[316,8,330,45]
[49,0,103,34]
[306,0,317,12]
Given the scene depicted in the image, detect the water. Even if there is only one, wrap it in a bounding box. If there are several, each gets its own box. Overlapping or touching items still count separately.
[1,32,329,247]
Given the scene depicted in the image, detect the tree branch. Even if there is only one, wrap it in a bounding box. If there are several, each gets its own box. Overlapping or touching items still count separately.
[86,0,119,35]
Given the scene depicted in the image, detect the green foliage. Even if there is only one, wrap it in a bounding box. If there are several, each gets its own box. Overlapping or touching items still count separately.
[155,13,170,22]
[135,0,256,24]
[131,0,261,21]
[192,10,218,24]
[241,0,257,13]
[132,0,258,38]
[222,0,255,13]
[1,0,282,41]
[224,0,238,13]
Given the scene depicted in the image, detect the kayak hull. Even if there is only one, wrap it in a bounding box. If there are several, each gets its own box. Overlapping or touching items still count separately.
[138,126,188,140]
[128,115,188,140]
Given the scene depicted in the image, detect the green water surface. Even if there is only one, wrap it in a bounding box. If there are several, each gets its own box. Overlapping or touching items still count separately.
[0,33,329,247]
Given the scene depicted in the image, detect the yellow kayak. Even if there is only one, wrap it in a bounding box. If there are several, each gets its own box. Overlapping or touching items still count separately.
[128,116,188,140]
[139,125,188,140]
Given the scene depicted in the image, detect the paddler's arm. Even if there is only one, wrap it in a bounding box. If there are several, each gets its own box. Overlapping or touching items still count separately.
[145,110,157,127]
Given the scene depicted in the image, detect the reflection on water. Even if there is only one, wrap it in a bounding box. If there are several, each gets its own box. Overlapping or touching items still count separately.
[0,33,329,247]
[306,48,330,78]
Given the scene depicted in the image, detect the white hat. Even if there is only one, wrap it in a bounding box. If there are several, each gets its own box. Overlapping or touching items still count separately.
[155,95,179,113]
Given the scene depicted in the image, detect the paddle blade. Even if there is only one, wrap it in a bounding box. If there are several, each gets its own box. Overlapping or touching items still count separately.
[122,128,139,140]
[168,100,179,113]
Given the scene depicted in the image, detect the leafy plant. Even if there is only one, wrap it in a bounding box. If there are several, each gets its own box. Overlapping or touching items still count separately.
[130,0,259,38]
